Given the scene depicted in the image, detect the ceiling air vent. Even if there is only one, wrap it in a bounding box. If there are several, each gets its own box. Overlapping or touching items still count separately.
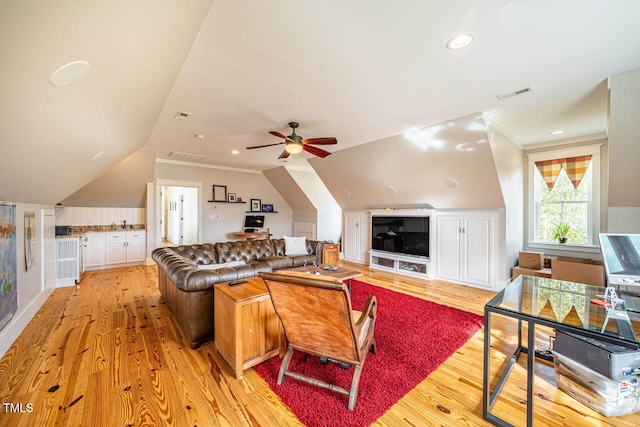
[496,86,533,101]
[174,111,190,119]
[168,151,204,161]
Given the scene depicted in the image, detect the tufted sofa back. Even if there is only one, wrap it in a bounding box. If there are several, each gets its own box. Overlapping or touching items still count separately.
[214,239,277,263]
[170,243,218,265]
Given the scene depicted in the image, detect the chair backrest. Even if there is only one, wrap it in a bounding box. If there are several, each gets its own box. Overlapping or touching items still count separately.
[259,272,362,364]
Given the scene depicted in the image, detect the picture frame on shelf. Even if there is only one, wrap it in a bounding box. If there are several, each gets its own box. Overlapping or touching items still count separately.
[261,203,274,212]
[228,193,237,203]
[213,185,227,202]
[250,199,261,212]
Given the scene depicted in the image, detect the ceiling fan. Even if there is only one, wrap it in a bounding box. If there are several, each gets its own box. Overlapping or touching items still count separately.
[246,122,337,159]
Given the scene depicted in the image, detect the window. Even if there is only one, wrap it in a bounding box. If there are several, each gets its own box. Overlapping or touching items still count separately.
[527,144,601,248]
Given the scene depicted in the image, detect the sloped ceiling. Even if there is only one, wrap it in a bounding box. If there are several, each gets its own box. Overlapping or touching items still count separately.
[310,113,505,211]
[0,0,213,204]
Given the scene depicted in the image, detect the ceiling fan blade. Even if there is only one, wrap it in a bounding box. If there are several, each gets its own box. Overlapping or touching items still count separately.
[278,150,291,159]
[303,145,332,158]
[301,137,337,145]
[269,130,294,142]
[246,142,285,149]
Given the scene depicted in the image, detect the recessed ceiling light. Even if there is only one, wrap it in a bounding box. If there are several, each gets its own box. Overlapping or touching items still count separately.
[49,60,90,86]
[231,150,239,155]
[446,33,475,50]
[551,129,565,135]
[195,133,205,139]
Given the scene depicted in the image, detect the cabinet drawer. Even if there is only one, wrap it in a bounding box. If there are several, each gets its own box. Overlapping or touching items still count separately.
[126,231,146,240]
[105,232,126,241]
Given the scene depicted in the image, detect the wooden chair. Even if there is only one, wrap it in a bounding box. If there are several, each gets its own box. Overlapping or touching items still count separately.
[258,272,377,410]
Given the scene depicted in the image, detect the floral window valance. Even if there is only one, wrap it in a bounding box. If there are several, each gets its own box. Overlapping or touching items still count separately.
[535,155,592,190]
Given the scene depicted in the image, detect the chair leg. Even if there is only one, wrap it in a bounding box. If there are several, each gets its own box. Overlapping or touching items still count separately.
[370,337,377,355]
[348,363,364,411]
[277,347,295,385]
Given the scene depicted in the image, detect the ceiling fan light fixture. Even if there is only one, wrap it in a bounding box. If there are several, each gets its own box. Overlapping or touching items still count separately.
[285,143,303,154]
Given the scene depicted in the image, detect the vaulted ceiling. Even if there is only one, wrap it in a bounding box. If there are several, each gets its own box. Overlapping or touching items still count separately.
[2,1,640,205]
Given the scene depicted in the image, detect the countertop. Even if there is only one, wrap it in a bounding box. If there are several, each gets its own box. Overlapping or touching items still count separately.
[55,224,146,238]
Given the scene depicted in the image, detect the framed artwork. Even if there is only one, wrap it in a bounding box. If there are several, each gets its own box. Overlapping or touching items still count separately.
[228,193,237,203]
[213,185,227,202]
[261,204,274,212]
[0,202,17,332]
[24,212,36,270]
[250,199,261,212]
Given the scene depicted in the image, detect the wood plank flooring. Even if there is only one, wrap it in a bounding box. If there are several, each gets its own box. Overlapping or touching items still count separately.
[1,262,639,426]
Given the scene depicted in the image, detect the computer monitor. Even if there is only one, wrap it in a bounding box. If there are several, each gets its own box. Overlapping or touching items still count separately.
[244,215,265,229]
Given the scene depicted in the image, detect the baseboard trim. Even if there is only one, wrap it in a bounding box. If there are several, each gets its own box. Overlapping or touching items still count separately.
[0,287,55,359]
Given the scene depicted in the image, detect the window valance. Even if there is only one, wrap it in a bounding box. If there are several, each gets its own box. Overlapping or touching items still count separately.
[535,155,592,190]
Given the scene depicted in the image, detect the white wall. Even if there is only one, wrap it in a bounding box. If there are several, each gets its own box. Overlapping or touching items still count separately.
[608,68,640,231]
[0,203,56,359]
[287,168,342,242]
[55,207,146,227]
[487,126,524,285]
[154,160,293,243]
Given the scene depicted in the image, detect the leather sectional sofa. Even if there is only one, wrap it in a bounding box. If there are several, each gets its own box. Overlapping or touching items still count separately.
[151,238,323,348]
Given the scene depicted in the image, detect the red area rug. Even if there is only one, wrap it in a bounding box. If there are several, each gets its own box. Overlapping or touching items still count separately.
[254,280,484,427]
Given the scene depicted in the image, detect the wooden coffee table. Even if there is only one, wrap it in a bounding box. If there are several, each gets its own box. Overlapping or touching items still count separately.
[286,264,362,288]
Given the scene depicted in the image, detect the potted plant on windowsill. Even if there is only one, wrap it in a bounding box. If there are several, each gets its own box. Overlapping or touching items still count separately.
[552,221,571,244]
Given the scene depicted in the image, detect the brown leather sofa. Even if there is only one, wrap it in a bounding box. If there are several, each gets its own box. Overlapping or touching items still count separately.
[151,238,323,348]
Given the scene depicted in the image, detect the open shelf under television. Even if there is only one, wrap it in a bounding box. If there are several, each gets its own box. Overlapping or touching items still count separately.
[369,250,431,279]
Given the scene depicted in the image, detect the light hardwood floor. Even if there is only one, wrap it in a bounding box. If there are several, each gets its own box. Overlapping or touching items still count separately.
[1,262,639,426]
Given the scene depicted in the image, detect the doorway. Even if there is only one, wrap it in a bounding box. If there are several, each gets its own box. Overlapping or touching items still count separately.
[155,180,201,249]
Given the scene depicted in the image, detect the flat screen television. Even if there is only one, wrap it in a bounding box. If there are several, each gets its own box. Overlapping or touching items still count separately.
[244,215,265,229]
[371,216,429,257]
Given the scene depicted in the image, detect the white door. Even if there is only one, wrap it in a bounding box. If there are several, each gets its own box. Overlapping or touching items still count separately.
[463,216,493,287]
[436,215,463,281]
[343,213,361,262]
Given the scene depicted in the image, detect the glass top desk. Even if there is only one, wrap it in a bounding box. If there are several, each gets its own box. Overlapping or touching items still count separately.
[483,275,640,426]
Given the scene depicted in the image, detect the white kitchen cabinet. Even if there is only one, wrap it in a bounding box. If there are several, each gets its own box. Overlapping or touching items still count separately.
[82,232,106,270]
[104,230,146,266]
[342,211,370,263]
[436,212,496,289]
[125,230,146,262]
[106,232,128,265]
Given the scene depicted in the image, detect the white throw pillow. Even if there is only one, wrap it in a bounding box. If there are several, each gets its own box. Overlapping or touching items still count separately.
[198,260,246,270]
[284,235,308,256]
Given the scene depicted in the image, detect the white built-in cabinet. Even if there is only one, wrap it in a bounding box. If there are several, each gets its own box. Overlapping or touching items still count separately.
[83,230,146,270]
[342,211,369,263]
[106,231,146,265]
[436,212,496,289]
[82,232,106,270]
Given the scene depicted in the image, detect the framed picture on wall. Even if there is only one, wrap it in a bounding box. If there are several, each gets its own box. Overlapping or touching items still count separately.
[213,185,227,202]
[228,193,237,202]
[261,204,274,212]
[250,199,261,212]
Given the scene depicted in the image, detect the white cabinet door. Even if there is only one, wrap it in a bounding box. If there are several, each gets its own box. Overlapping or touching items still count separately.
[83,233,105,269]
[126,230,146,262]
[106,233,127,265]
[436,216,463,282]
[462,216,493,287]
[436,213,495,289]
[343,212,369,263]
